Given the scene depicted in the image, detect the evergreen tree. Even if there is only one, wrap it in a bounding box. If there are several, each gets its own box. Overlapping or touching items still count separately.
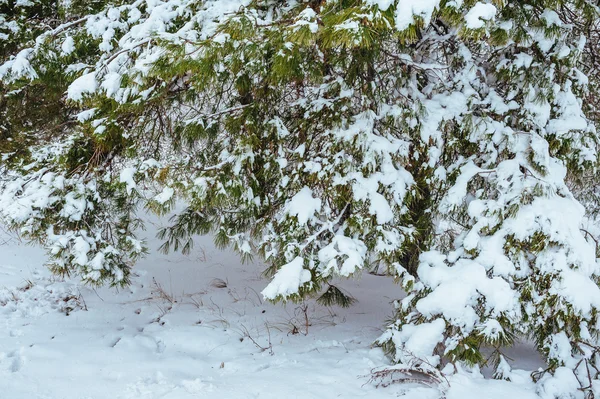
[2,0,600,395]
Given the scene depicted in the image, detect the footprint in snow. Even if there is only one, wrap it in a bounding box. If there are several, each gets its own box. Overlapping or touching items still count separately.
[156,339,166,353]
[0,349,25,372]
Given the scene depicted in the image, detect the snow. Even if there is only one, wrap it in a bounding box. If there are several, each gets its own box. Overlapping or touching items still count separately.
[415,257,520,330]
[72,235,91,266]
[261,256,311,299]
[541,10,563,27]
[391,319,446,364]
[550,268,600,316]
[1,0,598,397]
[446,369,540,399]
[284,186,321,225]
[546,83,589,136]
[0,219,550,399]
[67,72,98,101]
[537,367,583,399]
[101,72,122,98]
[465,3,497,29]
[60,191,88,221]
[318,234,368,277]
[292,8,319,33]
[119,167,138,194]
[440,161,484,212]
[395,0,441,31]
[154,187,175,204]
[61,36,75,55]
[0,48,38,80]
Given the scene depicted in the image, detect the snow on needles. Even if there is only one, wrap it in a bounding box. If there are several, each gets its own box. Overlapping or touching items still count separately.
[465,2,497,29]
[394,0,442,31]
[67,72,98,101]
[262,257,312,300]
[2,1,600,396]
[285,187,321,225]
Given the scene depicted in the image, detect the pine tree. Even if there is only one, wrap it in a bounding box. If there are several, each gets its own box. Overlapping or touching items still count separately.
[2,0,600,395]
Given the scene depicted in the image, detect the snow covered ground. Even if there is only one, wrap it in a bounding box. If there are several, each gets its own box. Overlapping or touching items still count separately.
[0,218,546,398]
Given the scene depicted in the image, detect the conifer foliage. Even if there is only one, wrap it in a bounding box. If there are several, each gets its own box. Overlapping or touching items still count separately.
[2,0,600,395]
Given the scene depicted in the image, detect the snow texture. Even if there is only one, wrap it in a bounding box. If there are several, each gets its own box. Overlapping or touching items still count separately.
[0,219,550,399]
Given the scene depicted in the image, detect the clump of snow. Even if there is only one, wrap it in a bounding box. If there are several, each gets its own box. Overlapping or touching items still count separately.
[261,257,312,299]
[100,72,122,98]
[416,256,520,331]
[536,367,582,399]
[292,7,319,33]
[318,234,367,277]
[59,191,88,221]
[61,36,75,55]
[119,167,138,194]
[154,187,175,204]
[285,187,321,225]
[0,48,38,80]
[395,0,441,31]
[67,72,98,101]
[541,10,563,27]
[465,3,497,29]
[76,108,97,122]
[0,275,82,318]
[440,161,484,212]
[378,318,446,366]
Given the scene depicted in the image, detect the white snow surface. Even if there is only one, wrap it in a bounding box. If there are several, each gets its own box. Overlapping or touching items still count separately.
[0,217,549,398]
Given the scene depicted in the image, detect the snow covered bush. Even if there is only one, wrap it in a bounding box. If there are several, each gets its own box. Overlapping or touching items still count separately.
[2,0,600,395]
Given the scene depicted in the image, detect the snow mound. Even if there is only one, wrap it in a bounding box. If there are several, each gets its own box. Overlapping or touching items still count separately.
[0,275,83,318]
